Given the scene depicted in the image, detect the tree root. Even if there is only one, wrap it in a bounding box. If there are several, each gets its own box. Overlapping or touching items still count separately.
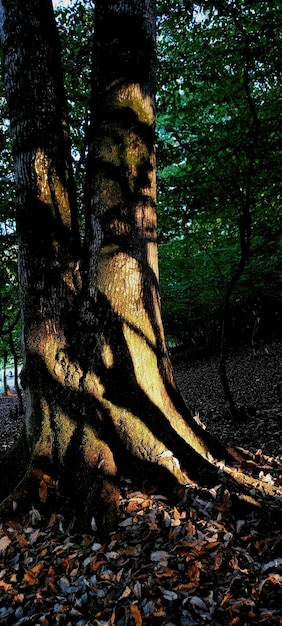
[1,413,281,538]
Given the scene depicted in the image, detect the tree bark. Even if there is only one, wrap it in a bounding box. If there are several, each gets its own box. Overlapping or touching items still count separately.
[0,0,83,510]
[0,0,280,536]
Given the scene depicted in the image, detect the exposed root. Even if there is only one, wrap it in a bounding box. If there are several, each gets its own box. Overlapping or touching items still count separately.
[1,405,281,538]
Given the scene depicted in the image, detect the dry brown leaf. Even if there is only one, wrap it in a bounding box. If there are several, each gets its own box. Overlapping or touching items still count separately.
[163,511,171,527]
[42,473,52,484]
[0,535,11,552]
[14,593,25,603]
[16,533,29,547]
[39,480,48,503]
[122,545,142,557]
[187,520,196,536]
[43,577,56,591]
[152,609,166,617]
[214,551,223,570]
[220,591,233,606]
[186,562,201,584]
[24,570,39,585]
[155,568,177,579]
[173,506,181,519]
[118,585,131,600]
[205,540,221,551]
[47,513,57,527]
[259,573,282,592]
[30,561,44,575]
[176,582,199,592]
[10,573,17,583]
[127,501,140,512]
[30,468,43,481]
[0,580,12,591]
[115,568,124,583]
[130,603,142,626]
[91,559,107,571]
[141,498,153,508]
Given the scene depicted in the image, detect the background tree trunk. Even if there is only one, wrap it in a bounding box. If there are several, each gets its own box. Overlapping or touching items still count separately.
[3,348,10,396]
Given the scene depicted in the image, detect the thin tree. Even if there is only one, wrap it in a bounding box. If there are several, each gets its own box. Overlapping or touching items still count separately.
[0,0,280,534]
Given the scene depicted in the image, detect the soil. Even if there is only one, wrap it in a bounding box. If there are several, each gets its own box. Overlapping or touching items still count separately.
[173,338,282,459]
[0,339,282,460]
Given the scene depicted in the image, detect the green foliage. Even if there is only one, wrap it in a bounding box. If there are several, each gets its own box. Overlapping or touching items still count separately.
[56,0,94,221]
[0,50,21,368]
[157,0,282,345]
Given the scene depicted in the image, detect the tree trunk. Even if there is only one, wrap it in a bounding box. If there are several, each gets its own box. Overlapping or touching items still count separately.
[3,349,10,396]
[0,0,83,512]
[0,0,280,536]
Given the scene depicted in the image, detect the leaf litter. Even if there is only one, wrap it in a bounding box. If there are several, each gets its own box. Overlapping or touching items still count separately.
[0,466,282,626]
[1,343,282,625]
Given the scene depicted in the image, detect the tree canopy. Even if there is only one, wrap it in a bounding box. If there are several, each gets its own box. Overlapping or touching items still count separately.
[157,0,282,346]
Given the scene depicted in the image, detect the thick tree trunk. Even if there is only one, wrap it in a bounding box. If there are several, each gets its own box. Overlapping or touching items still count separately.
[0,0,83,509]
[0,0,280,535]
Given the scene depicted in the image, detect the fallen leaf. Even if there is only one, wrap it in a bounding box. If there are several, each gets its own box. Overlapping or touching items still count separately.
[31,561,44,575]
[119,517,133,527]
[119,585,131,599]
[161,588,178,601]
[106,551,120,560]
[14,593,25,603]
[0,580,12,591]
[261,558,282,573]
[190,595,208,611]
[259,573,282,592]
[29,528,40,544]
[29,507,42,525]
[24,570,39,585]
[16,534,29,547]
[133,580,142,598]
[130,603,142,626]
[0,535,11,552]
[150,550,171,562]
[39,480,48,503]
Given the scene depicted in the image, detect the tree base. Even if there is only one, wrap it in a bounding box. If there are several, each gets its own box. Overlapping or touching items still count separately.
[0,408,281,539]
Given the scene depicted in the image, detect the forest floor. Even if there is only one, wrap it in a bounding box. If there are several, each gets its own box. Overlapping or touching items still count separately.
[0,340,282,625]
